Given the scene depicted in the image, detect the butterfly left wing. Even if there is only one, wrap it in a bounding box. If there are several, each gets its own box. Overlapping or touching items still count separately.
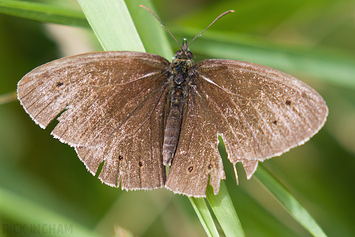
[166,59,327,197]
[194,59,328,183]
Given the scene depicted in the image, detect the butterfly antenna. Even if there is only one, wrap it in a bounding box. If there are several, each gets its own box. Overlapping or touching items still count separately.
[140,5,181,48]
[188,10,234,47]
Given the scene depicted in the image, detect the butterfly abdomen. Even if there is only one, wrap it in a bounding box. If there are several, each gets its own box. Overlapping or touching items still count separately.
[162,87,185,166]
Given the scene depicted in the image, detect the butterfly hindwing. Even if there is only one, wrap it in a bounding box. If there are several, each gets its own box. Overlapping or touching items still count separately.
[166,79,225,197]
[75,85,168,190]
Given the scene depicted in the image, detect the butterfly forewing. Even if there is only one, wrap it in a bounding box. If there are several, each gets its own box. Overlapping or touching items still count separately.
[195,59,328,180]
[17,51,170,190]
[17,52,169,147]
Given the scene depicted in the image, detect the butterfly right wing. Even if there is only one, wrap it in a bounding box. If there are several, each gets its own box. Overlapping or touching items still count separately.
[17,51,169,147]
[17,51,170,190]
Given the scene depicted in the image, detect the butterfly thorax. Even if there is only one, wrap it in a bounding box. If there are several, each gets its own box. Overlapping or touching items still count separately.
[171,44,195,85]
[162,40,195,166]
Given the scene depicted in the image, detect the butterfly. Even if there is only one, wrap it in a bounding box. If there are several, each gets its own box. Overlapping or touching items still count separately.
[17,7,328,197]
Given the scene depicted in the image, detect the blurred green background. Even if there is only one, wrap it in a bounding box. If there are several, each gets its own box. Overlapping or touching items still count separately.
[1,0,355,236]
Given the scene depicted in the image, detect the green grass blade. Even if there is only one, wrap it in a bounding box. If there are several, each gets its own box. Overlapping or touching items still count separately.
[0,187,103,237]
[172,30,355,89]
[189,197,220,237]
[207,181,245,237]
[0,91,16,105]
[255,165,327,237]
[125,0,173,58]
[76,3,226,237]
[0,0,87,27]
[77,0,144,52]
[76,3,241,237]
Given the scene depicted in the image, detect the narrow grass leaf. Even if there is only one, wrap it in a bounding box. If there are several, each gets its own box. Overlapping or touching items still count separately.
[173,30,355,88]
[77,3,242,237]
[0,91,16,105]
[77,0,144,52]
[189,197,220,237]
[255,165,327,237]
[0,187,103,237]
[125,0,173,58]
[0,0,87,27]
[207,181,245,237]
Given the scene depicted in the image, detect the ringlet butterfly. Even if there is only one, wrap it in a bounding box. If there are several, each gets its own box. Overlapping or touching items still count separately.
[17,6,328,197]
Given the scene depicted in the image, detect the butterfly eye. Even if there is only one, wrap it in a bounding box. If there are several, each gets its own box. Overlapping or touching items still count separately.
[174,50,182,58]
[187,51,193,58]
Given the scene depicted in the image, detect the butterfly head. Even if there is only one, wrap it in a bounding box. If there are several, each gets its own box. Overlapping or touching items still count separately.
[174,38,193,60]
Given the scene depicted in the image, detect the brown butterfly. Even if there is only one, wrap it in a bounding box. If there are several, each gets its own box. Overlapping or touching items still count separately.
[17,7,328,197]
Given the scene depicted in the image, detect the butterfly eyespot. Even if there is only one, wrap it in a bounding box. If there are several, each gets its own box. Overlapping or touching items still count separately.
[56,81,64,88]
[208,164,212,170]
[138,161,143,167]
[285,100,291,106]
[272,120,278,125]
[187,165,194,173]
[118,155,123,161]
